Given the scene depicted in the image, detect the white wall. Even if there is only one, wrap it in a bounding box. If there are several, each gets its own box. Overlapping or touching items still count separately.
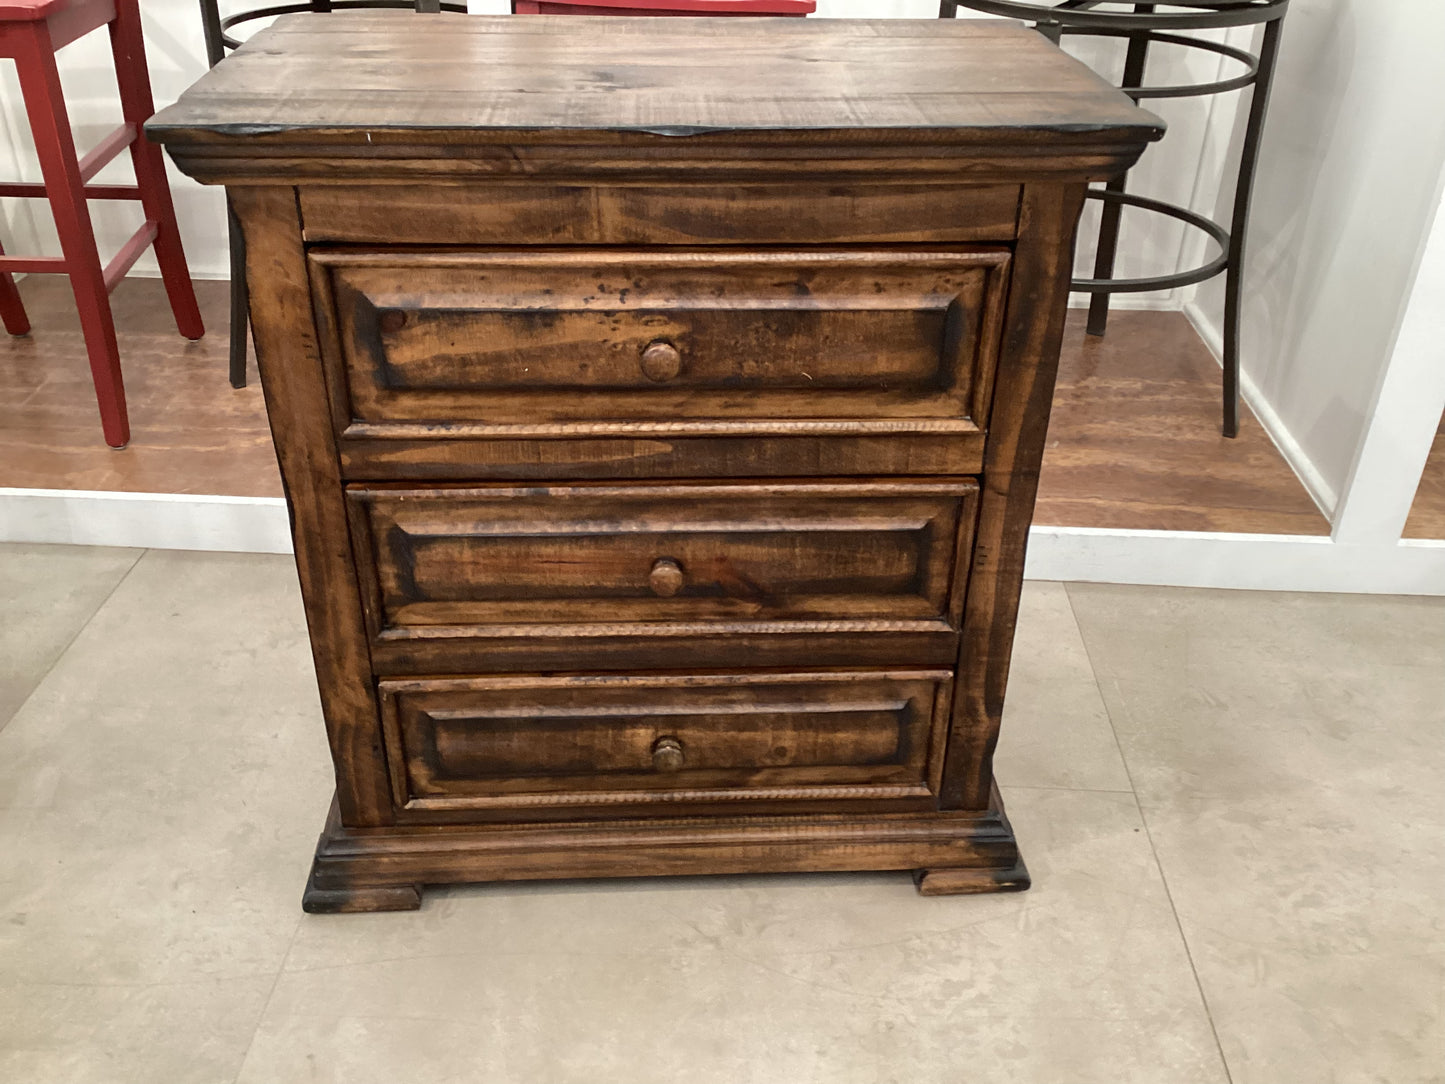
[1332,175,1445,545]
[1186,0,1445,514]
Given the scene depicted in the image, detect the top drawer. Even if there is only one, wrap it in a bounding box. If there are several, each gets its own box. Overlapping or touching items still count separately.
[300,184,1022,247]
[311,248,1010,433]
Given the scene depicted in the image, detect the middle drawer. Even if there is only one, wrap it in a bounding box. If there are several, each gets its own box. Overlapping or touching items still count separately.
[348,481,978,673]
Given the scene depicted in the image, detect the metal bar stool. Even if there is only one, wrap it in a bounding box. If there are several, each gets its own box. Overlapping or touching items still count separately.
[0,0,205,449]
[196,0,464,388]
[940,0,1289,437]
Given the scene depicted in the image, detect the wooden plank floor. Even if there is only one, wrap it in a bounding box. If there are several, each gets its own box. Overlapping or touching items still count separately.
[0,277,1331,535]
[0,277,280,497]
[1403,425,1445,540]
[1038,310,1329,535]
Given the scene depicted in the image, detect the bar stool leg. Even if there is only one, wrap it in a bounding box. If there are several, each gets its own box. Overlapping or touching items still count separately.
[1086,3,1154,338]
[0,237,31,335]
[198,0,225,67]
[200,0,247,384]
[1222,16,1284,438]
[225,199,248,387]
[109,0,204,343]
[13,23,129,448]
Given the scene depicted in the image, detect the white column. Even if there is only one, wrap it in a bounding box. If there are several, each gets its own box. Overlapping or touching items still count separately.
[1331,165,1445,545]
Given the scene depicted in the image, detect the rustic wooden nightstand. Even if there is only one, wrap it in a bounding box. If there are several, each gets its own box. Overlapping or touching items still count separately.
[150,13,1162,912]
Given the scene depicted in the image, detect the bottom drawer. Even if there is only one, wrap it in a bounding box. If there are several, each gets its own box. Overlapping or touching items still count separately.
[380,671,953,820]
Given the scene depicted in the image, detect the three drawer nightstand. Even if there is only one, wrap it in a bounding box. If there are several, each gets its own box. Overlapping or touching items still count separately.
[150,13,1162,912]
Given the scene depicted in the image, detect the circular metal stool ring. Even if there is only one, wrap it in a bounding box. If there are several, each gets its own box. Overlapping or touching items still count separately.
[1059,29,1260,99]
[219,0,467,51]
[943,0,1292,436]
[1071,189,1230,294]
[945,0,1288,33]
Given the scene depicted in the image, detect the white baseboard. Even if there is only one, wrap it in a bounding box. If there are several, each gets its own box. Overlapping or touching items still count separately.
[3,488,1442,595]
[1181,300,1339,520]
[1026,525,1445,595]
[0,488,291,554]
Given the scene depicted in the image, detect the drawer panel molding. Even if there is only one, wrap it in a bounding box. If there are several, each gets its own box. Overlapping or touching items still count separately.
[312,248,1010,432]
[379,670,954,817]
[348,481,979,671]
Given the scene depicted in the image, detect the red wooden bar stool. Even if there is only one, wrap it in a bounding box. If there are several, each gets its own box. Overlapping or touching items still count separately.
[0,0,203,449]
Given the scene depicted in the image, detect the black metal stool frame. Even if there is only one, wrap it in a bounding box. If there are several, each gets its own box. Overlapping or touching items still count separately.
[197,0,465,388]
[940,0,1289,437]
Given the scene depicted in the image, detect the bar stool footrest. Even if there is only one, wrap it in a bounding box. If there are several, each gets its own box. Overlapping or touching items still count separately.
[78,122,137,183]
[103,218,158,293]
[1070,188,1230,295]
[0,181,142,200]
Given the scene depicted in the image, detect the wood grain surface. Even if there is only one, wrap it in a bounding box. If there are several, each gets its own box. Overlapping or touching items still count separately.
[942,182,1082,811]
[229,185,395,827]
[379,670,951,819]
[149,13,1162,139]
[315,248,1009,426]
[302,790,1027,912]
[300,183,1024,246]
[348,481,977,631]
[334,428,989,483]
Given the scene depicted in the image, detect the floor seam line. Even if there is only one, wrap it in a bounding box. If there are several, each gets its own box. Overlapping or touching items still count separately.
[231,912,306,1084]
[1062,581,1238,1084]
[0,544,147,738]
[1128,788,1237,1084]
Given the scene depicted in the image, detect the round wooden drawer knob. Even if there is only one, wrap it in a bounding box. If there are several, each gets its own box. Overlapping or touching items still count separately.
[639,340,682,382]
[649,557,684,597]
[651,737,685,772]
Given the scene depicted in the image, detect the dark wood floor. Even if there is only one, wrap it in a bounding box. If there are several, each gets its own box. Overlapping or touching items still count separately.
[0,277,1340,536]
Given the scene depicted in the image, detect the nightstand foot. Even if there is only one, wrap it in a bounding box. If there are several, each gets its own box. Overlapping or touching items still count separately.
[914,859,1031,896]
[303,865,423,913]
[302,800,425,913]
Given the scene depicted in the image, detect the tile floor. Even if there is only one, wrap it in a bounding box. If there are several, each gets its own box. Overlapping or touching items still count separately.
[0,543,1441,1083]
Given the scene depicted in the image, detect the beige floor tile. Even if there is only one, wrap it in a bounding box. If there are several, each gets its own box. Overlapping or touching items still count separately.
[1185,934,1445,1084]
[0,802,312,987]
[0,547,332,813]
[234,788,1226,1084]
[0,975,276,1084]
[1067,584,1445,1084]
[0,543,140,732]
[994,581,1132,792]
[0,549,330,987]
[22,546,1437,1083]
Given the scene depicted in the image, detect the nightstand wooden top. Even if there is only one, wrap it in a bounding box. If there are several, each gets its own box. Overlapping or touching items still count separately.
[150,13,1163,142]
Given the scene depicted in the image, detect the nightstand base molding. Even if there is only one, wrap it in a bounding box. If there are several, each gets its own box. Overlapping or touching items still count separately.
[302,790,1027,912]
